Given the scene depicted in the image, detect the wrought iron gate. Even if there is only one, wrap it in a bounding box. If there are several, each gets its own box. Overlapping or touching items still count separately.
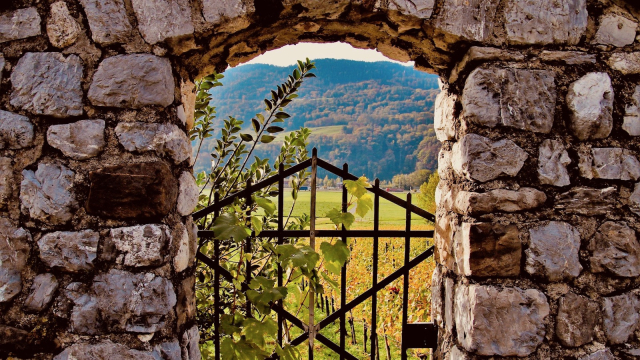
[193,149,437,359]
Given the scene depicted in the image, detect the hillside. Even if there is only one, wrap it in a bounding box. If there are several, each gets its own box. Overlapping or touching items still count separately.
[193,59,440,181]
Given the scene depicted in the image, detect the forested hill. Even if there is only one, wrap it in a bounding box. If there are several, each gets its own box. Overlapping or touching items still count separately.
[194,59,441,181]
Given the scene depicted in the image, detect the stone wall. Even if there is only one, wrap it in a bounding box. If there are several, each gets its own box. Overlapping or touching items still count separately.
[1,0,640,358]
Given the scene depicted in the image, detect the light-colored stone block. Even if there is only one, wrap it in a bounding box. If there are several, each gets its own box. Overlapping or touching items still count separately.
[388,0,435,18]
[453,188,546,215]
[432,0,499,44]
[38,230,99,273]
[624,85,640,136]
[567,72,614,140]
[504,0,587,45]
[526,221,582,281]
[608,52,640,74]
[0,218,31,303]
[538,139,571,186]
[451,134,528,183]
[21,163,78,225]
[0,7,41,43]
[589,221,640,277]
[434,90,456,141]
[602,292,640,344]
[556,293,598,347]
[555,187,617,216]
[177,171,199,216]
[131,0,194,45]
[106,224,171,267]
[79,0,132,45]
[24,273,58,312]
[0,110,34,150]
[594,13,638,47]
[47,2,81,48]
[47,120,106,160]
[579,148,640,181]
[115,122,191,164]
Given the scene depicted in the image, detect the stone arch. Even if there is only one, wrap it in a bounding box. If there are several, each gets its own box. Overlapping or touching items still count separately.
[1,0,640,359]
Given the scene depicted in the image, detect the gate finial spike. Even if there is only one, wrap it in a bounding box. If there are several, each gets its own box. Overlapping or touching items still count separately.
[374,178,380,187]
[312,147,318,157]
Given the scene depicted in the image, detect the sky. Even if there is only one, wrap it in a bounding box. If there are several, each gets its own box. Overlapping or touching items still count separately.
[240,42,414,67]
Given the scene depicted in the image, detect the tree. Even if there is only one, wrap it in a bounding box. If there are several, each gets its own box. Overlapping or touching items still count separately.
[417,171,439,215]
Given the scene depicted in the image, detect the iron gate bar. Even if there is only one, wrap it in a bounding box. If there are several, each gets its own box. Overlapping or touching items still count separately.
[339,163,348,360]
[401,193,411,360]
[277,163,285,349]
[198,229,434,238]
[371,179,380,360]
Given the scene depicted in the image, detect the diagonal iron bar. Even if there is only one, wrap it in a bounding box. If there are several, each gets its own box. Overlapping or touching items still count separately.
[198,229,434,238]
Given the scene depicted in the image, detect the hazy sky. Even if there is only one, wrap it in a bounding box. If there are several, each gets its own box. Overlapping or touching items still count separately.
[240,42,414,67]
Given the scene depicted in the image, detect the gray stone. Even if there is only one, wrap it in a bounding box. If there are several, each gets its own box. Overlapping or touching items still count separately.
[608,52,640,74]
[0,158,12,209]
[21,163,78,225]
[451,134,528,183]
[47,2,81,48]
[579,148,640,181]
[24,273,58,312]
[431,266,443,327]
[88,54,174,108]
[173,225,191,273]
[538,140,571,186]
[594,13,637,47]
[526,221,582,281]
[177,171,198,216]
[203,0,249,23]
[0,218,31,303]
[555,187,617,216]
[38,230,99,273]
[539,50,596,65]
[580,349,615,360]
[567,72,614,140]
[388,0,435,18]
[131,0,194,45]
[115,122,191,164]
[556,292,598,347]
[432,0,499,44]
[70,269,176,334]
[453,188,546,215]
[434,213,456,271]
[456,222,521,277]
[181,325,201,360]
[462,68,556,133]
[79,0,132,45]
[504,0,587,45]
[0,55,5,83]
[455,284,549,356]
[10,53,83,118]
[449,346,469,360]
[156,340,181,360]
[54,341,158,360]
[624,85,640,136]
[434,90,456,141]
[630,182,640,215]
[0,110,35,150]
[106,224,171,267]
[602,292,640,344]
[449,47,526,83]
[47,120,106,160]
[589,221,640,277]
[444,277,454,332]
[0,7,41,43]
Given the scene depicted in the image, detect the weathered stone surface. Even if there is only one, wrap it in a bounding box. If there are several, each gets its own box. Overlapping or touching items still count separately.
[580,349,615,360]
[457,223,521,277]
[38,230,99,273]
[47,2,81,48]
[453,188,546,215]
[174,225,191,273]
[88,54,175,108]
[526,221,582,281]
[177,172,198,216]
[462,68,556,133]
[504,0,587,45]
[556,293,598,347]
[538,139,571,186]
[629,182,640,215]
[449,346,469,360]
[47,120,106,160]
[0,55,5,82]
[176,275,195,329]
[624,85,640,136]
[115,122,191,164]
[156,340,181,360]
[21,163,78,225]
[431,266,443,327]
[567,72,614,140]
[594,13,637,47]
[70,269,176,334]
[434,90,456,141]
[539,50,596,65]
[589,221,640,277]
[0,157,12,209]
[131,0,194,45]
[0,325,29,346]
[579,148,640,181]
[0,218,31,303]
[79,0,132,45]
[556,187,617,215]
[86,162,178,219]
[455,284,549,356]
[432,0,499,44]
[435,213,456,271]
[11,52,83,118]
[0,110,34,150]
[54,341,159,360]
[451,134,528,182]
[0,7,41,43]
[608,52,640,74]
[106,224,171,267]
[24,273,58,312]
[602,292,640,344]
[181,325,201,360]
[388,0,435,18]
[203,0,248,23]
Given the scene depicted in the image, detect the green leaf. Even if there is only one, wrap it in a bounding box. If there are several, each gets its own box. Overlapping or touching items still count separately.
[355,193,373,218]
[321,271,339,292]
[344,176,370,198]
[293,69,301,80]
[320,240,350,275]
[211,213,250,242]
[251,118,260,132]
[240,133,253,142]
[304,73,317,78]
[261,135,276,143]
[264,99,272,110]
[256,113,265,123]
[275,344,301,360]
[251,216,263,236]
[325,208,355,230]
[253,196,276,216]
[243,318,278,347]
[275,112,290,119]
[266,126,284,133]
[276,244,319,274]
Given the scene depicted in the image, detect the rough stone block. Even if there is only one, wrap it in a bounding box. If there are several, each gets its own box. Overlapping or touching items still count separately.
[174,224,192,273]
[0,111,34,150]
[594,13,638,47]
[453,188,546,215]
[54,341,159,360]
[47,120,106,160]
[462,68,556,133]
[539,50,596,65]
[526,221,582,281]
[88,54,175,108]
[131,0,194,45]
[176,276,195,329]
[449,47,525,83]
[79,0,132,45]
[38,230,99,273]
[115,122,191,164]
[589,221,640,277]
[432,0,499,44]
[156,340,181,360]
[580,349,615,360]
[0,157,12,209]
[177,171,199,216]
[0,325,29,347]
[567,72,614,140]
[434,90,456,141]
[181,325,201,360]
[47,2,81,48]
[0,7,41,43]
[431,266,443,327]
[11,52,83,118]
[0,55,5,82]
[105,224,171,267]
[21,163,78,225]
[86,162,178,220]
[624,85,640,136]
[555,187,617,215]
[629,182,640,216]
[449,346,469,360]
[556,292,598,347]
[202,0,248,23]
[579,148,640,181]
[24,273,58,312]
[457,222,521,277]
[608,52,640,74]
[434,213,456,271]
[602,292,640,344]
[451,134,528,183]
[387,0,435,18]
[504,0,587,45]
[0,218,31,303]
[538,139,571,186]
[455,284,549,356]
